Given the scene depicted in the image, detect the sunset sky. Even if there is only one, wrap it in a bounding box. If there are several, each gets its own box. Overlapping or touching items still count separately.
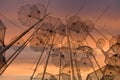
[0,0,120,80]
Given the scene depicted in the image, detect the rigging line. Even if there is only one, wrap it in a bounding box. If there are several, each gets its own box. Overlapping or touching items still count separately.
[0,12,25,30]
[95,6,110,25]
[88,33,120,76]
[41,33,56,80]
[0,12,51,55]
[93,6,110,41]
[31,33,51,80]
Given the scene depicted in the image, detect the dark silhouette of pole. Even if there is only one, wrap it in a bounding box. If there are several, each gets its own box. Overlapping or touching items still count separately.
[0,13,50,55]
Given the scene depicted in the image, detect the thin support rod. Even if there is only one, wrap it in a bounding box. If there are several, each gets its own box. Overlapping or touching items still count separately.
[73,53,82,80]
[69,29,82,80]
[41,33,56,80]
[59,52,62,80]
[87,54,99,80]
[31,33,51,80]
[66,30,75,80]
[95,6,110,25]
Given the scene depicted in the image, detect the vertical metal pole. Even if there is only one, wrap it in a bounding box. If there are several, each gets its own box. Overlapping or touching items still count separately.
[66,25,75,80]
[67,36,74,80]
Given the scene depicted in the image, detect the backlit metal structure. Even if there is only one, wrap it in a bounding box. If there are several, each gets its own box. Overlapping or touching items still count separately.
[0,1,119,80]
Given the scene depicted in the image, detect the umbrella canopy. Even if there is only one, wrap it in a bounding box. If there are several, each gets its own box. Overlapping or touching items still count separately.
[51,47,70,68]
[86,65,120,80]
[105,54,120,67]
[18,3,46,27]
